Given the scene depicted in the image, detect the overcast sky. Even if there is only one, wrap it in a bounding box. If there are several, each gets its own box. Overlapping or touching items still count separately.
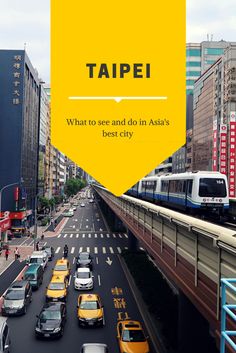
[0,0,235,83]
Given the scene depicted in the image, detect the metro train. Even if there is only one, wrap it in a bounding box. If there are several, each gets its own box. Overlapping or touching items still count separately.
[127,171,229,217]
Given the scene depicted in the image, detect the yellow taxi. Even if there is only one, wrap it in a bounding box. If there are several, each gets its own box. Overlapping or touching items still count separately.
[117,320,150,353]
[52,258,70,279]
[46,275,68,302]
[77,293,104,327]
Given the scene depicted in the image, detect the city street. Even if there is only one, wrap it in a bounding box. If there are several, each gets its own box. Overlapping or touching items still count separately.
[4,195,155,353]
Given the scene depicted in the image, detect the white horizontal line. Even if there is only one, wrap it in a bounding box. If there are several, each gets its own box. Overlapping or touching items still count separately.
[68,96,167,103]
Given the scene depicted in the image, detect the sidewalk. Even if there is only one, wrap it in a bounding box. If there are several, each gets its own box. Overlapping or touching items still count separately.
[0,246,33,275]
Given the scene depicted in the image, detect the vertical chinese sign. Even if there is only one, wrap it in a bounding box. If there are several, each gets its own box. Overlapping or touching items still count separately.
[229,111,236,198]
[220,124,227,175]
[212,120,218,172]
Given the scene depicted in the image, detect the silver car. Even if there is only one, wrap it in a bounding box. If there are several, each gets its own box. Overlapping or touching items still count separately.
[80,344,108,353]
[0,318,10,353]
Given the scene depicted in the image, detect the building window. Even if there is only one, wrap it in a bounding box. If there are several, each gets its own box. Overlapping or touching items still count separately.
[186,49,201,56]
[186,71,201,77]
[186,62,201,67]
[204,48,224,55]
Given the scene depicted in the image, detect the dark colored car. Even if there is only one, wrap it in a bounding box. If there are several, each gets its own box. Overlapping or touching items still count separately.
[43,246,55,261]
[76,252,93,270]
[35,302,66,339]
[2,281,32,316]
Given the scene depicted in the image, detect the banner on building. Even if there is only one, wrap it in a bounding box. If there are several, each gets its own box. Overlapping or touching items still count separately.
[229,112,236,198]
[219,124,227,175]
[212,120,217,172]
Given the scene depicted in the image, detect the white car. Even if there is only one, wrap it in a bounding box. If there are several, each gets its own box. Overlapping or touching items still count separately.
[28,251,48,270]
[74,268,94,290]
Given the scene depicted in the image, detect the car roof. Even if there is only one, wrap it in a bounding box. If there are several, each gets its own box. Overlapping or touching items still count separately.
[43,302,64,310]
[55,258,68,265]
[25,264,41,272]
[51,275,66,282]
[79,294,99,301]
[82,343,107,353]
[78,252,89,256]
[77,267,90,272]
[10,280,28,289]
[120,320,142,329]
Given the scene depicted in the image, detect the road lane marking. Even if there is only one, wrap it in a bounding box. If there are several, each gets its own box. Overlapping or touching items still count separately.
[102,247,106,254]
[70,234,73,238]
[76,234,79,238]
[79,247,83,253]
[98,275,101,286]
[86,219,89,221]
[96,257,99,264]
[86,225,88,228]
[100,234,104,238]
[106,234,110,238]
[119,234,122,238]
[55,247,61,254]
[82,234,85,238]
[125,247,128,250]
[64,234,68,238]
[28,240,34,246]
[73,257,75,264]
[94,247,98,254]
[68,275,72,286]
[117,247,122,254]
[113,234,116,238]
[44,242,47,246]
[95,234,97,238]
[87,247,90,253]
[109,247,114,254]
[58,234,62,238]
[71,247,75,254]
[124,233,128,238]
[88,234,91,238]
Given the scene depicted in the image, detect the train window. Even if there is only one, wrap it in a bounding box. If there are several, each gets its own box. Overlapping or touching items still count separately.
[169,180,176,193]
[161,181,168,192]
[199,178,226,197]
[187,180,193,196]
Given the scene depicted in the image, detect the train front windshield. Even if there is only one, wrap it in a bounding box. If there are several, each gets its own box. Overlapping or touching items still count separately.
[199,178,227,198]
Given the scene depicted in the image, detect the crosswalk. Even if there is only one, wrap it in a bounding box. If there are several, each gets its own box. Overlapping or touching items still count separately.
[57,233,128,239]
[54,245,130,255]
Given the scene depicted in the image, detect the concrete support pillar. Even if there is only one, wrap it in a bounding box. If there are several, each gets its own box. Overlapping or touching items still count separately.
[178,291,217,353]
[127,229,138,251]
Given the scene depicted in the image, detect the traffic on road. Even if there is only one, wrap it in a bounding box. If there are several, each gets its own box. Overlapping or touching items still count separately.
[0,188,154,353]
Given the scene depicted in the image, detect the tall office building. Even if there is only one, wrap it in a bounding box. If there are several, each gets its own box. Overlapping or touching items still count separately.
[172,40,235,173]
[0,50,40,230]
[192,44,236,196]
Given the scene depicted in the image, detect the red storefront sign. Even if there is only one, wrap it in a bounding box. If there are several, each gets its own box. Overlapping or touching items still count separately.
[229,112,236,198]
[0,217,11,232]
[9,211,26,220]
[219,124,227,175]
[212,120,217,171]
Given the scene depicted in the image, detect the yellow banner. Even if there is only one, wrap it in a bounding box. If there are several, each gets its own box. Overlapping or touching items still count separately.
[51,0,186,195]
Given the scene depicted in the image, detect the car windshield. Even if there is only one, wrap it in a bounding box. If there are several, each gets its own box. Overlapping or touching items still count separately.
[122,329,146,342]
[199,178,226,197]
[24,273,36,280]
[54,265,67,271]
[79,253,89,260]
[80,300,99,310]
[5,289,24,300]
[77,272,90,279]
[30,258,43,264]
[48,283,65,290]
[40,310,61,321]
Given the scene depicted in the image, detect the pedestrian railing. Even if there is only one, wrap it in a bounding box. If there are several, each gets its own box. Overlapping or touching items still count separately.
[221,278,236,353]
